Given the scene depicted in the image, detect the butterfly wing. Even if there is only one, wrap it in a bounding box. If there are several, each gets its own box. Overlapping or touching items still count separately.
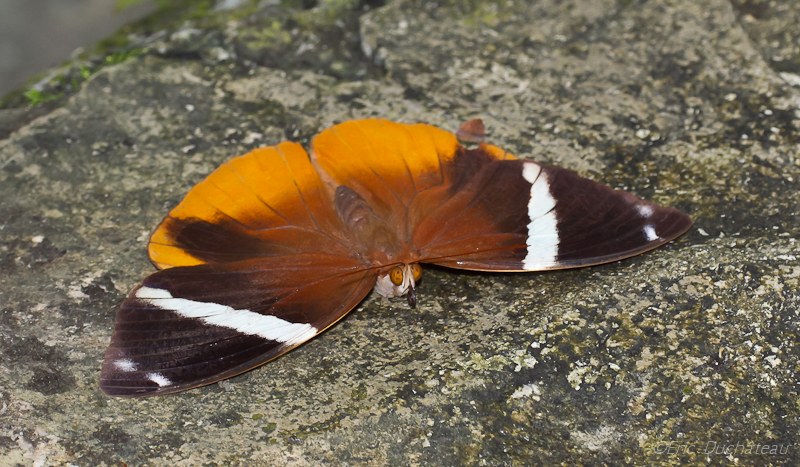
[101,141,377,397]
[312,118,468,242]
[312,119,691,272]
[148,141,352,269]
[100,255,376,397]
[414,149,692,271]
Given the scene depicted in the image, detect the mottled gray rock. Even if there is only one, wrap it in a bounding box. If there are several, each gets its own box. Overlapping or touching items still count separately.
[1,0,799,465]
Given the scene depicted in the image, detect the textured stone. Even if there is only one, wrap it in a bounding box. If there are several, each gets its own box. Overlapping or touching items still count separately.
[1,0,799,465]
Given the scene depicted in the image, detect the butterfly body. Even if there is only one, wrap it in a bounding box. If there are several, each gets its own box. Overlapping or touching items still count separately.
[100,119,692,397]
[333,185,408,266]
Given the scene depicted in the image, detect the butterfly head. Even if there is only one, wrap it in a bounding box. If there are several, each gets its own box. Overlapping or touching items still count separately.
[375,263,423,307]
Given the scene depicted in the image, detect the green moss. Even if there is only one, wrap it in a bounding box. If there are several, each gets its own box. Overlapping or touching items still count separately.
[351,383,368,400]
[105,48,145,65]
[234,0,384,79]
[116,0,171,11]
[410,0,520,27]
[262,423,277,433]
[242,20,294,51]
[23,89,64,106]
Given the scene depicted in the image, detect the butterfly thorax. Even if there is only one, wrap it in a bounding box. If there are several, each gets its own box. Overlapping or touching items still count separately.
[334,185,406,263]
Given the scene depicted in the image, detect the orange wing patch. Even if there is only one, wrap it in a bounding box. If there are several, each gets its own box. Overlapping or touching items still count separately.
[149,119,510,269]
[149,141,348,269]
[312,119,460,239]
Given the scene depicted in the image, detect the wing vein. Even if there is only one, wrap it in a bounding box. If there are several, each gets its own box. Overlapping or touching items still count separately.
[422,162,504,247]
[331,126,406,208]
[222,161,293,224]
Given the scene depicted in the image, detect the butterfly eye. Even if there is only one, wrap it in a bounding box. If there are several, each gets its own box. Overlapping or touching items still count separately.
[390,266,404,285]
[411,263,422,282]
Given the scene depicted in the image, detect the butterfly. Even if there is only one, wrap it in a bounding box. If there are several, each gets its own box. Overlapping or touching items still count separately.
[99,118,692,397]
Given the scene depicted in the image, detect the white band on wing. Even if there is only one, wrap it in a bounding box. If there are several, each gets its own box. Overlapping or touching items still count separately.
[135,286,318,346]
[521,162,559,270]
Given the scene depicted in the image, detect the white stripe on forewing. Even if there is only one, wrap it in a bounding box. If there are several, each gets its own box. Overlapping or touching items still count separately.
[521,163,559,270]
[135,286,318,346]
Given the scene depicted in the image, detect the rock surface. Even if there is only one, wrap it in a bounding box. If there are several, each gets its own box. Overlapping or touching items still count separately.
[1,0,799,465]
